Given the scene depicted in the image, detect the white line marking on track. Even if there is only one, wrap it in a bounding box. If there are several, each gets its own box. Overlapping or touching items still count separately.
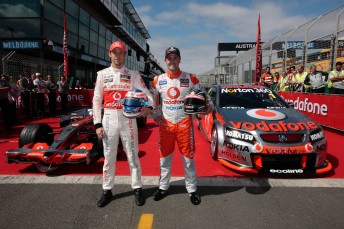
[1,175,344,188]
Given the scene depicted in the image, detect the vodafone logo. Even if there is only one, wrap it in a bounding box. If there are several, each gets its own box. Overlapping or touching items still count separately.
[246,109,285,120]
[167,87,180,99]
[113,92,122,100]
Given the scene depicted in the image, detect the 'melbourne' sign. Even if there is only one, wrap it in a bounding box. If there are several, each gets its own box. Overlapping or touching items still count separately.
[1,40,41,49]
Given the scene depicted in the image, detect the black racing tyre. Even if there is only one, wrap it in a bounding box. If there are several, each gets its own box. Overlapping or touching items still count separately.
[36,162,60,173]
[19,123,54,147]
[137,116,147,128]
[210,127,218,160]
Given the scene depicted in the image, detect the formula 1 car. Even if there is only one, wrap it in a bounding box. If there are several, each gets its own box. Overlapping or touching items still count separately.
[6,108,103,172]
[197,84,332,175]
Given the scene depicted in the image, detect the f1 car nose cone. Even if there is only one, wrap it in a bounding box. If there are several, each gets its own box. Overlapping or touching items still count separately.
[246,109,286,120]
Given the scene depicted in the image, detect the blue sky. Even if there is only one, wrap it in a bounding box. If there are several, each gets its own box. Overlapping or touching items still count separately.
[131,0,344,74]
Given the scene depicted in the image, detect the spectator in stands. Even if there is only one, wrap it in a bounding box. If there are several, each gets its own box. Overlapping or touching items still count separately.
[278,71,291,91]
[33,72,47,116]
[328,61,344,94]
[57,76,69,113]
[271,72,280,90]
[285,66,297,91]
[0,74,12,131]
[45,75,58,116]
[294,65,308,92]
[19,71,35,117]
[304,65,326,93]
[275,71,287,91]
[7,75,21,124]
[261,67,273,88]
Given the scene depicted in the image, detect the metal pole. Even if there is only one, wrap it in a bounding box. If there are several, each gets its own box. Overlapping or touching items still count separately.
[305,15,322,69]
[285,27,299,69]
[332,8,344,70]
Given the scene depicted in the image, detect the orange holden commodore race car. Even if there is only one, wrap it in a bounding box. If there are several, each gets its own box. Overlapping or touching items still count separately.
[197,84,332,175]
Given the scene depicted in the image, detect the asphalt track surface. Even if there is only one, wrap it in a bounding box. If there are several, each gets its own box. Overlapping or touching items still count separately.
[1,116,344,228]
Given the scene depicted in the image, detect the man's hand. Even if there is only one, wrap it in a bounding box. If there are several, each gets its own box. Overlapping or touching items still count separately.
[96,127,105,139]
[153,116,163,125]
[140,106,152,117]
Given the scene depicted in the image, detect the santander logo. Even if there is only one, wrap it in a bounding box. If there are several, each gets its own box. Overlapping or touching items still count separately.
[246,109,286,120]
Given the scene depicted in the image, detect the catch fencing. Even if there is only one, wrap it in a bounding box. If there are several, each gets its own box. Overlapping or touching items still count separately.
[220,5,344,84]
[1,49,63,80]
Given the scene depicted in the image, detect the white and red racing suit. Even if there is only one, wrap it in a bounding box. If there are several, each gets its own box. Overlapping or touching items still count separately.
[93,66,154,190]
[152,69,200,193]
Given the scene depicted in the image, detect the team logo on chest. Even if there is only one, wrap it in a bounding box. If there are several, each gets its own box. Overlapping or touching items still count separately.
[167,87,181,99]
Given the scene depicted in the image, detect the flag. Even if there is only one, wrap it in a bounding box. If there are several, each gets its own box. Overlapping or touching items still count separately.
[255,14,262,84]
[63,13,69,83]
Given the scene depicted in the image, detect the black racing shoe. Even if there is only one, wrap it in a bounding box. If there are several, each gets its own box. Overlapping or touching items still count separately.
[97,190,113,208]
[135,188,145,206]
[190,192,201,205]
[153,189,168,201]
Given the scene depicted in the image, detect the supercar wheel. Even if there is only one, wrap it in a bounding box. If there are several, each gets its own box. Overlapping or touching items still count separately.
[210,127,218,160]
[19,123,54,147]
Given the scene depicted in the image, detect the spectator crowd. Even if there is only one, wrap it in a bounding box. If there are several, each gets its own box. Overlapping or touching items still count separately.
[261,61,344,95]
[0,71,70,131]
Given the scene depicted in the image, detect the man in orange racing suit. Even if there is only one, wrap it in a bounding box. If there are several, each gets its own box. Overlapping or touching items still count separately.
[151,46,202,205]
[93,41,154,207]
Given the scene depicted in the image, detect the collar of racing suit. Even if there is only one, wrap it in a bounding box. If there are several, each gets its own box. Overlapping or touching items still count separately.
[110,66,124,72]
[166,69,181,79]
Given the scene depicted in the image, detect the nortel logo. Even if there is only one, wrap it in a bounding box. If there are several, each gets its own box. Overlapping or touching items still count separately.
[270,169,304,174]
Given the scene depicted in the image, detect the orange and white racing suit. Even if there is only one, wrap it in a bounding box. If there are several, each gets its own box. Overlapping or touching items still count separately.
[152,69,200,193]
[93,66,154,190]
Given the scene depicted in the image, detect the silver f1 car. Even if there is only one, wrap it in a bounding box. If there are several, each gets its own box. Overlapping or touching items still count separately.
[197,84,332,175]
[6,109,103,172]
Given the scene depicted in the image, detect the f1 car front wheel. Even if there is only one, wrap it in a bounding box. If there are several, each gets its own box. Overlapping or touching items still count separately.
[210,127,218,160]
[36,162,60,173]
[19,123,54,147]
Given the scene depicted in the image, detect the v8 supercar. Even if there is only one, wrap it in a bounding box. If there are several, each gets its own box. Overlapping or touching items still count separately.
[197,84,332,175]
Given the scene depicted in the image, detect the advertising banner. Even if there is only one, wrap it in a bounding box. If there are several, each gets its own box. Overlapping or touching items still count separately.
[279,92,344,131]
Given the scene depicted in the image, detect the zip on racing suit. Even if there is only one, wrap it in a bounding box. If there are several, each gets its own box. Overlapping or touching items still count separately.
[152,69,200,193]
[93,66,154,190]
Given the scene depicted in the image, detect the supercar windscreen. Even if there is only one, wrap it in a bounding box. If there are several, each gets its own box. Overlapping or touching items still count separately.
[219,86,287,109]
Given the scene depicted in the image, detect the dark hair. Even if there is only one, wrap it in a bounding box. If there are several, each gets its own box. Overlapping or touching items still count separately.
[336,61,342,66]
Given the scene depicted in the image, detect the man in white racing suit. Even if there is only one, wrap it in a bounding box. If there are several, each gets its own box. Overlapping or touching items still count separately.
[151,46,202,205]
[93,41,154,207]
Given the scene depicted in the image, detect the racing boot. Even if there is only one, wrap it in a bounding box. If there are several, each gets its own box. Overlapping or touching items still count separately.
[190,192,201,205]
[97,190,113,208]
[135,188,145,206]
[153,189,168,201]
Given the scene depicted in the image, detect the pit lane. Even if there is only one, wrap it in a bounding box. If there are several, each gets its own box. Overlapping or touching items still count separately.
[0,117,343,180]
[1,117,344,229]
